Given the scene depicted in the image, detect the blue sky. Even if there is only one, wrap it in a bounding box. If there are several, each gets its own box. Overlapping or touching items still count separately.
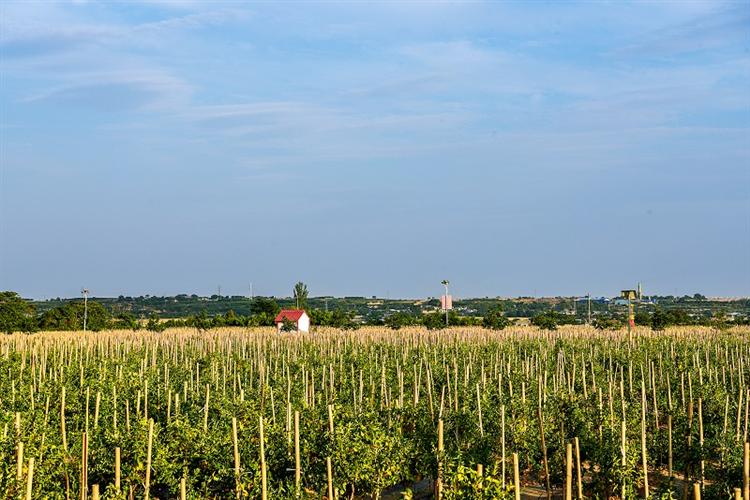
[1,1,748,299]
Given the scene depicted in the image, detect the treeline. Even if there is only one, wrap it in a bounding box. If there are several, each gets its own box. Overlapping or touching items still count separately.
[2,290,747,334]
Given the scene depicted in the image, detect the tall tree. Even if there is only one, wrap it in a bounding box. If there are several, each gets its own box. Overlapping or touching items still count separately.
[0,291,37,334]
[294,282,308,310]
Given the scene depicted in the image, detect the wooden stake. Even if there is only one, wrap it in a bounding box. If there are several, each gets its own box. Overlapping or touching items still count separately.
[513,452,521,500]
[436,419,444,500]
[232,417,240,498]
[295,410,301,497]
[501,405,506,488]
[668,414,673,479]
[565,442,572,500]
[203,384,210,432]
[16,441,24,482]
[115,447,121,492]
[61,387,68,452]
[538,406,551,500]
[180,476,187,500]
[145,419,154,500]
[260,416,267,500]
[81,432,88,500]
[326,456,334,499]
[574,437,582,500]
[744,440,749,500]
[91,485,100,500]
[25,458,34,500]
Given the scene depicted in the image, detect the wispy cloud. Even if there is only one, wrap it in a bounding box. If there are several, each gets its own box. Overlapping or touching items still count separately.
[20,69,192,111]
[615,3,750,58]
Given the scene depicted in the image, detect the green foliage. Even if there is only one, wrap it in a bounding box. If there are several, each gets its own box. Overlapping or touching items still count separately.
[113,312,140,331]
[146,314,166,332]
[0,291,36,333]
[309,309,359,329]
[443,463,513,499]
[252,297,280,317]
[294,282,308,310]
[38,300,111,331]
[482,307,511,330]
[188,310,212,332]
[422,311,447,330]
[651,308,693,330]
[593,317,623,330]
[280,318,297,332]
[385,312,420,330]
[531,311,561,330]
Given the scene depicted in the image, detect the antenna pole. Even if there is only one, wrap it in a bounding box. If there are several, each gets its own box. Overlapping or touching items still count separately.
[82,289,89,332]
[441,280,450,327]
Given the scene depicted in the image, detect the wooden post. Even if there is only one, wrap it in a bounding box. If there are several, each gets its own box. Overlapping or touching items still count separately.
[232,417,240,498]
[538,406,551,500]
[326,456,334,499]
[328,404,334,435]
[501,405,506,488]
[693,482,701,500]
[61,386,68,452]
[180,476,187,500]
[621,420,627,500]
[513,452,521,500]
[145,419,154,500]
[25,458,34,500]
[641,380,649,498]
[436,419,444,500]
[295,411,301,497]
[115,447,121,493]
[744,440,749,500]
[16,441,24,482]
[735,488,742,500]
[81,432,88,500]
[668,414,673,479]
[203,385,210,432]
[91,485,100,500]
[565,442,572,500]
[260,416,267,500]
[574,437,583,500]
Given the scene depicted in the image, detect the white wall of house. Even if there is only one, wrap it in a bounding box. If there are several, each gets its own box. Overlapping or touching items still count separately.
[298,313,310,332]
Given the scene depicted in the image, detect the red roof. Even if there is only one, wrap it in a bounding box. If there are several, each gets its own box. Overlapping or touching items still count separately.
[275,309,306,323]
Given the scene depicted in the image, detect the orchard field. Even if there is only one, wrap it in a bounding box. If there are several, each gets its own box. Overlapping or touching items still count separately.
[2,326,750,499]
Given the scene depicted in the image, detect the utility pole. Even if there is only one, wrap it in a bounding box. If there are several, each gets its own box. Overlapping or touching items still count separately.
[587,293,592,324]
[82,288,89,332]
[441,280,450,327]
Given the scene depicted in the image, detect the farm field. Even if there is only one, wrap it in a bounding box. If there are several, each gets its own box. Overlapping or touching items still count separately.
[1,326,749,499]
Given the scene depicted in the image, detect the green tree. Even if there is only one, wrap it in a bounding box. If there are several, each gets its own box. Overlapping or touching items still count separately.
[113,312,140,331]
[189,310,212,332]
[38,301,111,331]
[422,311,447,330]
[280,318,297,332]
[385,312,419,330]
[0,291,37,334]
[294,282,308,310]
[251,297,280,316]
[146,313,166,332]
[482,307,511,330]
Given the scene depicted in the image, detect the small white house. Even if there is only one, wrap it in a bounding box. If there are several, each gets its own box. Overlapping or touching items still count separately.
[275,309,310,333]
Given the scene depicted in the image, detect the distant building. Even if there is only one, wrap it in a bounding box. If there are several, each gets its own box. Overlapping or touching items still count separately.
[275,309,310,333]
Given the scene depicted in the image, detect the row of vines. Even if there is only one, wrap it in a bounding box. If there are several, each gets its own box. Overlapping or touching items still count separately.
[1,326,750,498]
